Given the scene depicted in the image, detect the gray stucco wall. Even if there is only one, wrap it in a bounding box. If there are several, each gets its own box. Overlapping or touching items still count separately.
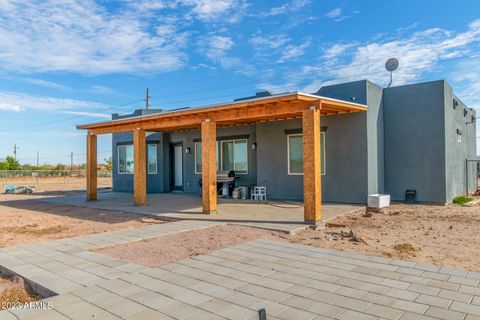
[316,80,383,203]
[111,79,476,204]
[383,80,447,203]
[112,131,168,193]
[168,125,258,194]
[444,83,478,200]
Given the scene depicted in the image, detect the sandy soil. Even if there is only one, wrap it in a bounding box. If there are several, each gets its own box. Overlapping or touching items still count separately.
[288,203,480,272]
[1,176,111,192]
[98,225,282,267]
[0,274,39,308]
[99,203,480,272]
[0,193,164,248]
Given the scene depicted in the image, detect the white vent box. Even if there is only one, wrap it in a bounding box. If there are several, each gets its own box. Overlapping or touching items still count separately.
[368,194,391,208]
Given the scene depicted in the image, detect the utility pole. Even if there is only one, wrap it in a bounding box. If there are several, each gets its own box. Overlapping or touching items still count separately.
[13,144,18,160]
[70,152,74,170]
[145,88,150,111]
[36,151,39,167]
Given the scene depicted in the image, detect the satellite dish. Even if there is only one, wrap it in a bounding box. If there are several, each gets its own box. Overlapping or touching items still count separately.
[385,58,399,87]
[385,58,399,72]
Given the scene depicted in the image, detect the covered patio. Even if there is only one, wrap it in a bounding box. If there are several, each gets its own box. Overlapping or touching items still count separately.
[77,92,367,224]
[41,190,363,232]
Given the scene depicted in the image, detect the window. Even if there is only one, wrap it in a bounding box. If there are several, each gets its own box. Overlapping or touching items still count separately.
[195,139,248,174]
[118,145,134,174]
[148,144,157,174]
[195,142,202,174]
[287,133,326,175]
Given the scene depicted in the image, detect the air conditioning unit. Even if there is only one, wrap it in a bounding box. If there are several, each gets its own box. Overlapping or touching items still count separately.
[368,194,391,208]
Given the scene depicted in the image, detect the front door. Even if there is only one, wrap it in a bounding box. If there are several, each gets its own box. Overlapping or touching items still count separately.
[172,144,183,190]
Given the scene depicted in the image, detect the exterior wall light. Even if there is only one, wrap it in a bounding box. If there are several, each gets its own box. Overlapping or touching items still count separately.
[252,143,257,150]
[185,147,191,154]
[453,99,458,109]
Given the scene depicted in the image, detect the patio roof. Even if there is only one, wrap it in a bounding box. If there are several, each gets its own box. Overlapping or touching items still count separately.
[78,91,368,224]
[77,92,367,134]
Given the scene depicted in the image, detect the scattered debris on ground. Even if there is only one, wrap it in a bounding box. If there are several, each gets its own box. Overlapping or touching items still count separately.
[286,203,480,271]
[0,274,39,308]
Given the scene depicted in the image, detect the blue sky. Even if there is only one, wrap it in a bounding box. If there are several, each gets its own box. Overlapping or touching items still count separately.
[0,0,479,165]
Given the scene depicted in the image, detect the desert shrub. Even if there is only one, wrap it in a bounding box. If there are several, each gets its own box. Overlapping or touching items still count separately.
[452,196,472,205]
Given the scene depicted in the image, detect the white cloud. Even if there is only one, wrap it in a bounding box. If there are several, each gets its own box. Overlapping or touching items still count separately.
[325,7,358,22]
[0,102,23,112]
[325,21,480,86]
[180,0,247,22]
[326,7,342,19]
[199,35,239,68]
[322,43,356,60]
[250,34,291,50]
[262,0,310,17]
[23,78,71,91]
[0,1,189,75]
[61,111,111,119]
[90,85,116,95]
[0,91,109,112]
[278,40,310,63]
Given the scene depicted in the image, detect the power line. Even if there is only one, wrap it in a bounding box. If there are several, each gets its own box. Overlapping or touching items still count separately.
[148,52,480,107]
[146,33,480,101]
[147,39,480,107]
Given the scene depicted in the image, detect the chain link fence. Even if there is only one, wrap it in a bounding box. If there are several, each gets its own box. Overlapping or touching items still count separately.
[0,170,112,192]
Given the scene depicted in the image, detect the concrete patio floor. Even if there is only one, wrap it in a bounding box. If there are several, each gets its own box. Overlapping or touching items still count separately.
[39,190,363,233]
[2,220,480,320]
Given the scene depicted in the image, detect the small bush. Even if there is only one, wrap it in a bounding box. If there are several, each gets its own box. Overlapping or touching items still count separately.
[452,196,472,205]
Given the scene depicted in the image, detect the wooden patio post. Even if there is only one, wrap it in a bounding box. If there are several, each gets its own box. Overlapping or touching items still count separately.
[201,120,217,214]
[302,107,322,224]
[86,132,97,201]
[133,128,147,206]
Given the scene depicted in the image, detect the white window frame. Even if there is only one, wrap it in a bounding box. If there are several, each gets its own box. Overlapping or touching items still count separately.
[287,132,326,176]
[194,139,248,175]
[147,144,157,174]
[118,144,134,175]
[287,134,303,176]
[219,139,248,175]
[194,142,202,175]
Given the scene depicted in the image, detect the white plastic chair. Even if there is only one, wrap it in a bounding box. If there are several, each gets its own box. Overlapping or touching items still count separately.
[251,186,267,201]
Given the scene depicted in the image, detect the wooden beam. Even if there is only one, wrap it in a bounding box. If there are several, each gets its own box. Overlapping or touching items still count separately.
[133,128,147,207]
[302,107,322,224]
[201,120,217,214]
[86,132,97,201]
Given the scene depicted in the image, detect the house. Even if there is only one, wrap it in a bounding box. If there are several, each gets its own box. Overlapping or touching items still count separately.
[78,79,477,223]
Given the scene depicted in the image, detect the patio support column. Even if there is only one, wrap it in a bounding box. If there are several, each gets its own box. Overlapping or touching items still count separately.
[302,107,322,224]
[133,128,147,207]
[86,132,97,201]
[201,120,217,214]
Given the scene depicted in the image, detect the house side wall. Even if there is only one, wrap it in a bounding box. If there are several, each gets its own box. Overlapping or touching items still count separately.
[112,131,168,193]
[168,125,258,194]
[444,83,478,201]
[315,80,370,203]
[383,80,447,203]
[366,81,385,194]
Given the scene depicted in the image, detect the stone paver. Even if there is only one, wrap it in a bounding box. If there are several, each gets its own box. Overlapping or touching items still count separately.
[1,223,480,319]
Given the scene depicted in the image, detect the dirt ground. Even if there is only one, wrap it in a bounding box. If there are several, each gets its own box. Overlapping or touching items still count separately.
[1,176,111,192]
[288,203,480,272]
[97,224,283,267]
[0,274,38,308]
[0,193,164,248]
[99,203,480,272]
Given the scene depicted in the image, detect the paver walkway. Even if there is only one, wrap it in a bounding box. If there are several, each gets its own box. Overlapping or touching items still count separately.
[2,221,480,320]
